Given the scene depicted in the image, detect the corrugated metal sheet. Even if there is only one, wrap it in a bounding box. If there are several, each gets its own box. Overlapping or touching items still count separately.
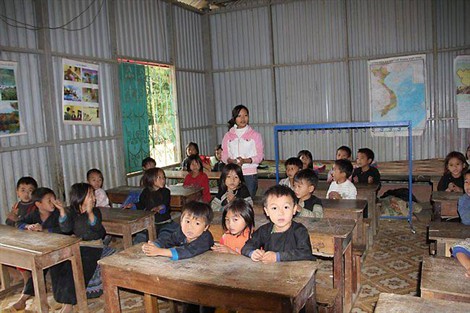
[0,0,38,49]
[436,0,470,49]
[48,0,111,59]
[272,0,347,63]
[174,6,204,70]
[176,71,208,128]
[210,7,271,69]
[115,0,170,62]
[275,63,350,124]
[347,0,433,57]
[213,70,274,125]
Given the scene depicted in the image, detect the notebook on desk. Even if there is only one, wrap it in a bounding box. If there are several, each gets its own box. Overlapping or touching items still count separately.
[120,190,142,210]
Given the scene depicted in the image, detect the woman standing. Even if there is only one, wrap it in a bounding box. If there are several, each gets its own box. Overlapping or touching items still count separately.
[221,105,264,197]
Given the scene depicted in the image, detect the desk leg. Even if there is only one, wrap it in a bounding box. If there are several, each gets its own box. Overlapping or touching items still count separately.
[333,237,343,313]
[31,264,48,313]
[70,245,89,313]
[122,225,133,249]
[148,223,156,242]
[102,268,121,313]
[144,293,159,313]
[0,264,10,291]
[344,242,353,313]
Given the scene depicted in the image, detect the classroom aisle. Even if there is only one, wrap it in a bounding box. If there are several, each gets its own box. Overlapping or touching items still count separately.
[351,219,429,312]
[0,218,430,313]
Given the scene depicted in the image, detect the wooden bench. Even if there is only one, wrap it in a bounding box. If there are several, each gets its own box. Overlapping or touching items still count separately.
[421,256,470,303]
[431,191,461,221]
[428,221,470,257]
[0,225,88,313]
[99,245,318,313]
[105,185,203,211]
[375,292,470,312]
[99,207,156,249]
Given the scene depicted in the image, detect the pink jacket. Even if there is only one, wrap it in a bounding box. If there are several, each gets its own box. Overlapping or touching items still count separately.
[221,125,264,176]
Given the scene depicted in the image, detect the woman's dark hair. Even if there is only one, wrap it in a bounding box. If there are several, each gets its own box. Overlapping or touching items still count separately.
[185,142,199,156]
[297,150,313,169]
[218,163,246,194]
[222,198,255,235]
[227,104,249,130]
[69,183,93,213]
[443,151,468,175]
[186,154,203,172]
[142,167,165,188]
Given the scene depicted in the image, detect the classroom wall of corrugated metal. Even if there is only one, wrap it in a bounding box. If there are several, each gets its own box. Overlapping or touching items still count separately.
[210,0,470,161]
[0,0,205,221]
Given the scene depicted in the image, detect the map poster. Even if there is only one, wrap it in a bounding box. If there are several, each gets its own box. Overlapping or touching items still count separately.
[0,60,24,137]
[62,58,100,125]
[368,55,427,137]
[454,55,470,128]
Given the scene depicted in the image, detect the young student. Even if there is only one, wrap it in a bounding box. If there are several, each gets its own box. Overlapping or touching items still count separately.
[54,183,110,311]
[241,185,315,263]
[211,163,253,211]
[293,169,323,218]
[453,170,470,276]
[437,151,468,192]
[211,144,225,172]
[297,150,313,170]
[352,148,381,184]
[212,198,255,254]
[5,176,38,227]
[184,154,211,203]
[181,142,200,170]
[87,168,110,207]
[327,146,352,183]
[131,167,178,242]
[327,159,357,200]
[142,201,214,260]
[279,157,303,190]
[142,157,157,170]
[11,188,62,311]
[466,145,470,165]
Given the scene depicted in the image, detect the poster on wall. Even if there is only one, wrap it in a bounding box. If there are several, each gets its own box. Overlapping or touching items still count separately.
[0,61,24,137]
[454,55,470,128]
[368,55,427,137]
[62,58,100,125]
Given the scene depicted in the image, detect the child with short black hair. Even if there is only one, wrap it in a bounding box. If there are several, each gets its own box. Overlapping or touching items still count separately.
[211,163,253,211]
[241,185,315,263]
[279,157,303,190]
[87,168,110,207]
[437,151,468,192]
[211,144,225,172]
[6,176,38,227]
[142,201,214,260]
[142,157,157,170]
[297,150,313,170]
[327,146,352,183]
[184,154,211,203]
[352,148,381,184]
[293,169,323,218]
[327,159,357,200]
[181,142,200,170]
[212,198,255,254]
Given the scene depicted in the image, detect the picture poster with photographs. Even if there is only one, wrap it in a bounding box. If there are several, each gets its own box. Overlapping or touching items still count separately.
[0,60,23,137]
[62,58,100,125]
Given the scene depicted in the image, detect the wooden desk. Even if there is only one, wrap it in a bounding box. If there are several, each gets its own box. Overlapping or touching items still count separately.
[0,225,88,313]
[316,181,380,237]
[421,256,470,303]
[428,221,470,257]
[209,213,355,313]
[106,185,203,211]
[165,170,221,180]
[375,292,470,313]
[431,191,462,221]
[99,245,318,313]
[100,207,156,249]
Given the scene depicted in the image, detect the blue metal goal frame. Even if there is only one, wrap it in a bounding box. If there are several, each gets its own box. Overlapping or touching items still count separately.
[273,121,414,230]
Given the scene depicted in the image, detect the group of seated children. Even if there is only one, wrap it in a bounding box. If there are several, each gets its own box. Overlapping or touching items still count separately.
[5,175,114,313]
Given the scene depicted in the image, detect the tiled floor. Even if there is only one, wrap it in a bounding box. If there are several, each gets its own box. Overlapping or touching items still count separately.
[1,218,431,313]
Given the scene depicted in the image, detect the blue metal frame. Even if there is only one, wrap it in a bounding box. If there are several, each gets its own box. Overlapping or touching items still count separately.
[273,121,414,229]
